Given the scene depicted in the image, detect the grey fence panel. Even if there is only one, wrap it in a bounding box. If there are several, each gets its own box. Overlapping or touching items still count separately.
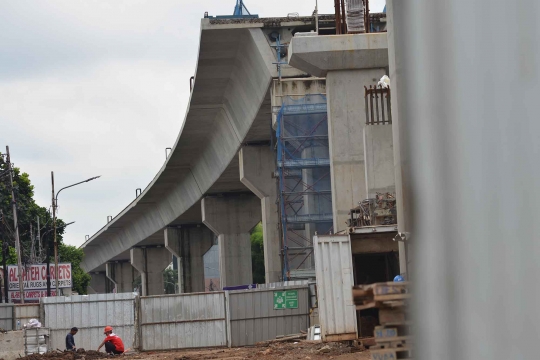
[42,293,136,351]
[15,304,40,325]
[228,286,310,347]
[0,304,14,330]
[140,292,227,351]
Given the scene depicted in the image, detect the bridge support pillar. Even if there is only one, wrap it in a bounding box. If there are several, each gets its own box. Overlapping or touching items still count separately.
[88,272,108,294]
[240,146,282,283]
[130,247,171,296]
[105,262,135,293]
[165,226,215,293]
[202,195,260,287]
[327,68,387,233]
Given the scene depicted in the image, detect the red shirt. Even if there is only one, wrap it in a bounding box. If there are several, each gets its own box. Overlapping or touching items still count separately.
[104,333,124,352]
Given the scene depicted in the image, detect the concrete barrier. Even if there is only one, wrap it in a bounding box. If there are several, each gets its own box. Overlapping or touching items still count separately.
[0,330,25,360]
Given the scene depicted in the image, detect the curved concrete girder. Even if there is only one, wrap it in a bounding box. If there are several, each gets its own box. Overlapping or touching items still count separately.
[81,27,278,272]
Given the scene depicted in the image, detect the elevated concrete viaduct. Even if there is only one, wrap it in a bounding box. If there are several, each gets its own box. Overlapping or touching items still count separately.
[82,16,396,295]
[81,17,307,295]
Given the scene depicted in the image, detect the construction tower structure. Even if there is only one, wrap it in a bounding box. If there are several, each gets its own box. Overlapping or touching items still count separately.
[276,94,333,280]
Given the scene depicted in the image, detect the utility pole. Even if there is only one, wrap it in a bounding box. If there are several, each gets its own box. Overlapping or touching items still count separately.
[51,171,59,296]
[6,146,25,304]
[36,216,41,261]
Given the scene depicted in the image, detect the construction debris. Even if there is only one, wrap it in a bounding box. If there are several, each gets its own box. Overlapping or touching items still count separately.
[348,193,396,228]
[18,350,109,360]
[353,282,413,360]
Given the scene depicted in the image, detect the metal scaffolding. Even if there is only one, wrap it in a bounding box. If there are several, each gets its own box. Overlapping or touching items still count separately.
[276,94,333,280]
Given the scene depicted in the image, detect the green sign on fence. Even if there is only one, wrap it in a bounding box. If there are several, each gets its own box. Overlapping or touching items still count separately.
[273,290,298,309]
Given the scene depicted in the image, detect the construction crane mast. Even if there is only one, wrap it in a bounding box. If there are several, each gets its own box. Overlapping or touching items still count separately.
[233,0,251,16]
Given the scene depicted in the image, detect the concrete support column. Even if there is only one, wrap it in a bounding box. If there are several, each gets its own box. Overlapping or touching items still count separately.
[387,0,409,278]
[327,68,386,232]
[105,262,135,293]
[130,247,171,296]
[88,272,107,294]
[202,195,260,287]
[165,226,215,293]
[239,146,281,283]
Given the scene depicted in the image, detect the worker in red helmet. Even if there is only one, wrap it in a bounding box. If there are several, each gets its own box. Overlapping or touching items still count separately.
[97,326,125,355]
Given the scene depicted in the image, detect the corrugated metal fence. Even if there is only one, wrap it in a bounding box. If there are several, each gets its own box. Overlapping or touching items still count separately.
[227,286,310,347]
[0,304,40,331]
[0,304,13,330]
[3,284,311,351]
[139,292,227,350]
[313,235,357,341]
[42,293,136,351]
[15,304,40,326]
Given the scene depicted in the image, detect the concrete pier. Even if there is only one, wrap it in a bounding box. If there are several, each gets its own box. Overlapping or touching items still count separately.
[105,262,135,293]
[327,68,387,232]
[88,272,107,294]
[165,226,215,293]
[289,33,389,233]
[202,195,260,287]
[130,247,171,296]
[239,146,281,283]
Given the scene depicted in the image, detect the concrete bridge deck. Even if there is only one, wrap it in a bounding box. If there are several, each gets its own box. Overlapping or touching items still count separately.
[80,17,309,293]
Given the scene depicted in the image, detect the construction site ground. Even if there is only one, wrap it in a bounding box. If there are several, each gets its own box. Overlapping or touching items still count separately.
[14,342,370,360]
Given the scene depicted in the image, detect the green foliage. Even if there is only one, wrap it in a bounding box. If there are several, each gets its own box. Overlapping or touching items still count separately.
[58,244,91,295]
[0,153,65,265]
[0,246,17,264]
[250,222,265,284]
[163,267,178,294]
[0,154,90,298]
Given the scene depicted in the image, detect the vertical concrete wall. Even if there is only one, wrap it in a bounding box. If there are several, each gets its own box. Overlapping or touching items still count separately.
[387,0,410,277]
[106,262,135,293]
[88,272,107,294]
[165,226,214,293]
[364,125,396,197]
[130,247,171,296]
[327,69,386,232]
[202,195,261,287]
[239,146,281,283]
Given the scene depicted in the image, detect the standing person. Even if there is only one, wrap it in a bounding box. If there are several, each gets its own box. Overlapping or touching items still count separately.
[66,327,78,351]
[97,326,124,355]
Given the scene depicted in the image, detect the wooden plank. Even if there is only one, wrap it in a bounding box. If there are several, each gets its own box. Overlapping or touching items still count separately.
[374,294,411,302]
[373,284,408,296]
[370,347,412,360]
[374,327,398,338]
[356,301,377,311]
[379,308,406,325]
[375,336,412,343]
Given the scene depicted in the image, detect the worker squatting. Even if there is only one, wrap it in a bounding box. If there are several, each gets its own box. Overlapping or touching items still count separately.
[66,326,126,355]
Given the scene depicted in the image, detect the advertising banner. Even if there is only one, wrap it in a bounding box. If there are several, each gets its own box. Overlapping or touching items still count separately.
[8,263,72,291]
[9,289,58,302]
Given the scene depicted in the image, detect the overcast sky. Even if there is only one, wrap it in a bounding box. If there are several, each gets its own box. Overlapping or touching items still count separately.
[0,0,385,247]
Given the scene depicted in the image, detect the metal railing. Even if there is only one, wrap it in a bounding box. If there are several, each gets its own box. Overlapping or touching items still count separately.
[365,85,392,125]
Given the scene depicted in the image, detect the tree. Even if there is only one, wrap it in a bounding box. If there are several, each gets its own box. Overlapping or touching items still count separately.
[58,244,91,295]
[0,153,89,300]
[163,268,178,294]
[251,222,265,284]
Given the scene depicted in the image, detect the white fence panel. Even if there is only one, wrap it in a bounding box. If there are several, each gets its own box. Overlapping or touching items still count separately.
[313,235,358,341]
[140,292,227,351]
[43,293,136,351]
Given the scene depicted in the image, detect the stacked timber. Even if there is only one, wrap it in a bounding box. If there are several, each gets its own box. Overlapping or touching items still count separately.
[353,282,412,360]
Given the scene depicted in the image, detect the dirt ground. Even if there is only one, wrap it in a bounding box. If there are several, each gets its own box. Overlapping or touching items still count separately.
[15,342,371,360]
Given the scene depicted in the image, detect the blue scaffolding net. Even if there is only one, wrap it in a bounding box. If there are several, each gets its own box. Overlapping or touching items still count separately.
[276,94,333,280]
